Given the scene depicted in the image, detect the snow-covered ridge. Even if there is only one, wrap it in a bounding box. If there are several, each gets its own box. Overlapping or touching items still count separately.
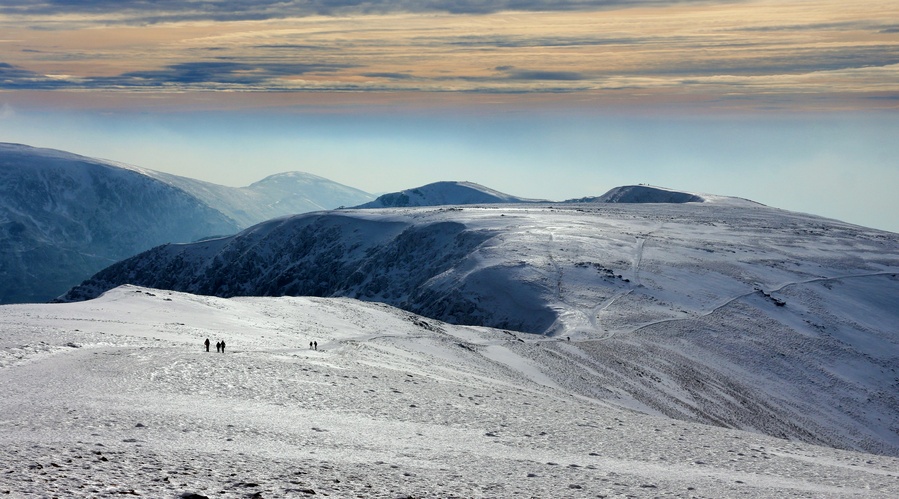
[0,142,758,305]
[0,142,374,228]
[0,143,242,304]
[60,201,899,457]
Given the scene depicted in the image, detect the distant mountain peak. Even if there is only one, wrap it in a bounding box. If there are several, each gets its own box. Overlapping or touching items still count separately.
[566,184,762,206]
[248,171,331,187]
[569,185,705,204]
[353,181,543,209]
[604,185,705,203]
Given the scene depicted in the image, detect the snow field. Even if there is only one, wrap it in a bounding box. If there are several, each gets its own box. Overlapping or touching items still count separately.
[2,287,898,497]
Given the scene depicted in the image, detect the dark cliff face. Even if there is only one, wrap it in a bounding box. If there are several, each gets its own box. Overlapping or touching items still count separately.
[60,212,540,330]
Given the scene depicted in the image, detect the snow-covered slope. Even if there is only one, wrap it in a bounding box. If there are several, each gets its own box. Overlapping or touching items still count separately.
[0,143,374,304]
[353,181,543,208]
[0,143,241,304]
[60,201,899,456]
[2,286,898,497]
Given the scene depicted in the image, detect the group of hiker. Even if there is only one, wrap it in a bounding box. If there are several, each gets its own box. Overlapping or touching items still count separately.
[203,338,319,352]
[203,338,225,353]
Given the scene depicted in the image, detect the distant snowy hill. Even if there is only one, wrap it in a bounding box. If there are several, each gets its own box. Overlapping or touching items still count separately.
[357,182,755,210]
[566,184,760,205]
[145,170,374,227]
[353,181,543,208]
[61,200,899,456]
[0,143,373,303]
[569,184,705,203]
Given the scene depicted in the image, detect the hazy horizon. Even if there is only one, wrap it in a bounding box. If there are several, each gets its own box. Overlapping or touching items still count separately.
[1,0,898,232]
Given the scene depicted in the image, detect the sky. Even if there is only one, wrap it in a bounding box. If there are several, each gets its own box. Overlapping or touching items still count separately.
[0,0,898,232]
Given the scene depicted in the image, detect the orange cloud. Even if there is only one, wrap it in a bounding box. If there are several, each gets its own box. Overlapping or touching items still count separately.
[1,1,896,112]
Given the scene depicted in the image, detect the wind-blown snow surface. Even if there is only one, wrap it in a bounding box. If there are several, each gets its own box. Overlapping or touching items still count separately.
[62,202,899,458]
[2,287,898,497]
